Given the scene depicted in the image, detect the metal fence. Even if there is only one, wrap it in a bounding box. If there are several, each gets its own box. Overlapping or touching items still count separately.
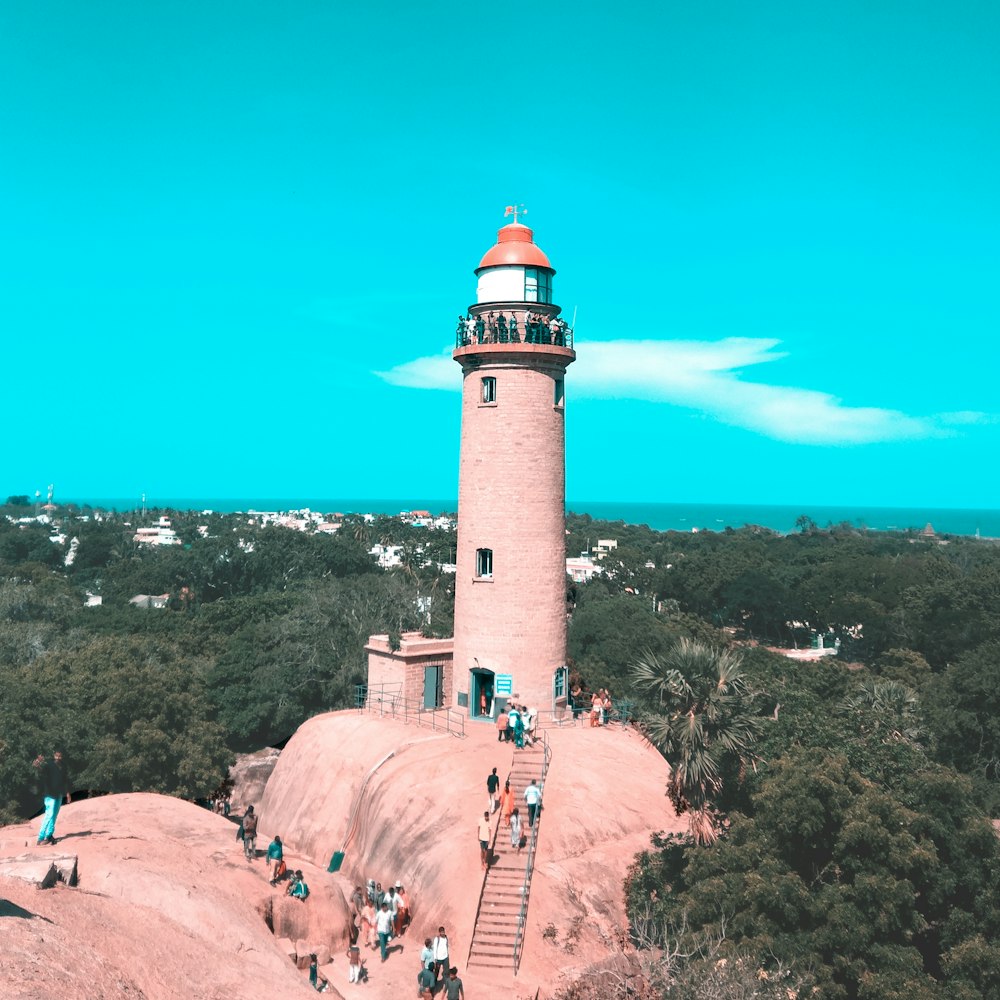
[355,683,466,738]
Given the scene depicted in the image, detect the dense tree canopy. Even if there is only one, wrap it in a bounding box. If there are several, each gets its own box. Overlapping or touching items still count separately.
[0,506,455,821]
[561,514,1000,998]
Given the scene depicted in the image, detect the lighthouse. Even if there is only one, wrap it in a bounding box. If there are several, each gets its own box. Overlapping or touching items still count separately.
[451,210,576,719]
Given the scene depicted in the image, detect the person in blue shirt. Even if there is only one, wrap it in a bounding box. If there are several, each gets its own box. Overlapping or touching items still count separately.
[287,870,309,900]
[266,835,284,885]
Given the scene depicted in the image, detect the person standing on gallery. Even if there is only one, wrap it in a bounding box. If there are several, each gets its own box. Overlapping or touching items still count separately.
[36,751,70,846]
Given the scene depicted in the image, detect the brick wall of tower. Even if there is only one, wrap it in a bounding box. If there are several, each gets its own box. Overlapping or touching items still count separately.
[452,349,573,712]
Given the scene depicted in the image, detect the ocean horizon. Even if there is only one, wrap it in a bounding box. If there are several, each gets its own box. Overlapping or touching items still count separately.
[59,498,1000,539]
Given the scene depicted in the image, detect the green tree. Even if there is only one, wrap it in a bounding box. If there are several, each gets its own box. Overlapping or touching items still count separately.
[631,639,763,843]
[925,643,1000,782]
[0,635,231,819]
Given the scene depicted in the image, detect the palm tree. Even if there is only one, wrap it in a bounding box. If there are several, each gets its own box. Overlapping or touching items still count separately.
[631,638,762,844]
[842,679,923,746]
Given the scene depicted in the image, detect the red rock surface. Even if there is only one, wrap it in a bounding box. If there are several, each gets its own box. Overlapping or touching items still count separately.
[0,711,683,999]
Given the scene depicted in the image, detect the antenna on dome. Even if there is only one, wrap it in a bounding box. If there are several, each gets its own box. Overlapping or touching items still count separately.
[504,204,527,224]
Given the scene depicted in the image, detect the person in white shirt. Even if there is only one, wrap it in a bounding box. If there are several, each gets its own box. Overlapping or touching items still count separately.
[524,779,542,827]
[432,926,450,982]
[375,902,394,962]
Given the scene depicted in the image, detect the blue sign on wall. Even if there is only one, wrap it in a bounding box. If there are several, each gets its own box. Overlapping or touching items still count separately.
[495,673,513,695]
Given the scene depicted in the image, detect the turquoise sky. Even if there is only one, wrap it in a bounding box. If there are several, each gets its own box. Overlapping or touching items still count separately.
[3,1,998,508]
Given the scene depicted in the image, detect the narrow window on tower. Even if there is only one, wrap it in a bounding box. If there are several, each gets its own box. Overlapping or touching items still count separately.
[476,547,493,578]
[481,376,497,404]
[554,377,565,407]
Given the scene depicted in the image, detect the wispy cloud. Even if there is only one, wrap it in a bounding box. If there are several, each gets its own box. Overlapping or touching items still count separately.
[375,338,989,446]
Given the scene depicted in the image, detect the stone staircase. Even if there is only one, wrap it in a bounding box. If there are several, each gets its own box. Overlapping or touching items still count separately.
[467,740,548,972]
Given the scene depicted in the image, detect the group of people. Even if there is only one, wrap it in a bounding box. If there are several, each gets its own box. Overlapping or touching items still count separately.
[589,689,614,727]
[348,877,410,963]
[418,928,464,999]
[211,795,232,817]
[482,767,543,869]
[234,807,307,898]
[455,311,570,348]
[568,684,614,726]
[221,795,472,994]
[494,704,537,748]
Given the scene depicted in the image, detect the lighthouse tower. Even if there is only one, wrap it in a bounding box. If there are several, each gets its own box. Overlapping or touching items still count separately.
[452,211,576,719]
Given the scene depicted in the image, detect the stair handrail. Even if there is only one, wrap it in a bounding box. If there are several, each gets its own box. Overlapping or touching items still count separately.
[465,783,508,967]
[512,728,551,975]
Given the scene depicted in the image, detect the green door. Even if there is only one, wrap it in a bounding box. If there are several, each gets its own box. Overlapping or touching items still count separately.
[423,665,441,709]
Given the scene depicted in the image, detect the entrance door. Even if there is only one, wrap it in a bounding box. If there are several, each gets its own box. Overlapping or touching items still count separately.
[553,665,569,720]
[423,665,442,709]
[470,669,496,719]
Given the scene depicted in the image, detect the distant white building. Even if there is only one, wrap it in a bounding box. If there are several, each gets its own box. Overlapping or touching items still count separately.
[129,593,170,609]
[135,516,181,546]
[370,543,404,569]
[566,553,601,583]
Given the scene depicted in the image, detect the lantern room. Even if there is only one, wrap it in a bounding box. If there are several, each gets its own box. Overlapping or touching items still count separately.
[475,222,555,305]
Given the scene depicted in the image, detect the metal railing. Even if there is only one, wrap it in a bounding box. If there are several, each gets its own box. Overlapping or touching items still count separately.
[526,700,636,730]
[455,308,574,351]
[512,728,551,975]
[355,683,466,738]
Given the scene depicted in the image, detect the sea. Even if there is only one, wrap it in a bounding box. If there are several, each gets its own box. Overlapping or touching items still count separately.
[67,498,1000,539]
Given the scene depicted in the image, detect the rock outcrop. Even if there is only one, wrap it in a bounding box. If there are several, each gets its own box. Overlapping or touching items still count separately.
[0,711,683,998]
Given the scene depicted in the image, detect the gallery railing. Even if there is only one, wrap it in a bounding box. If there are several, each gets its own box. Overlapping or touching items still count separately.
[455,311,574,350]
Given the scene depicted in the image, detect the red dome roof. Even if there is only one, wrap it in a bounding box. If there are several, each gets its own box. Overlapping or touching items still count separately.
[476,222,553,272]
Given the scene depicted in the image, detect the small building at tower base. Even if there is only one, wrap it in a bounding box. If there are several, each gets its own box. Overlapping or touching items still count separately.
[364,632,455,710]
